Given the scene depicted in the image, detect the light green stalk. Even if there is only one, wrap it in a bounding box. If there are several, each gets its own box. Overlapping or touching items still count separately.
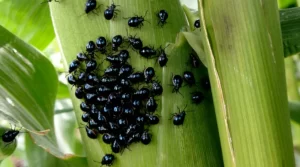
[50,0,222,166]
[199,0,295,166]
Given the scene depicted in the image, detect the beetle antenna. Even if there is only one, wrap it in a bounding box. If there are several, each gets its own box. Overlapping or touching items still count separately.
[144,10,148,18]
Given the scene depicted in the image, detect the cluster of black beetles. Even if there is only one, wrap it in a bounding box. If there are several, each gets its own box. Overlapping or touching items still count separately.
[0,0,204,166]
[66,30,170,165]
[66,41,205,166]
[67,32,164,159]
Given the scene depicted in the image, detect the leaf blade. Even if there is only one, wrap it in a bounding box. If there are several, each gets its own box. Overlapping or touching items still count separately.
[0,25,70,158]
[0,0,55,50]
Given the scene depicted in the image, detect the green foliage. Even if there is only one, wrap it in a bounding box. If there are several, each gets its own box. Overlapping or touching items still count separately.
[278,0,297,8]
[289,101,300,124]
[0,25,59,156]
[54,112,85,156]
[280,7,300,57]
[0,25,87,166]
[57,82,71,99]
[0,0,55,50]
[25,135,87,167]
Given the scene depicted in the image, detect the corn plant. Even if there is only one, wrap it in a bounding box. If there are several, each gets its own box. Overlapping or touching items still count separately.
[0,0,299,167]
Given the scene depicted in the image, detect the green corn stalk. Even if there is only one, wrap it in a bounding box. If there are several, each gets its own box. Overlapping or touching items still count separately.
[199,0,295,166]
[49,0,222,167]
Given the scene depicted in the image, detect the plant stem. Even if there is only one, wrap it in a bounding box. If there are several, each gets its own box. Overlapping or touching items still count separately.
[199,0,295,166]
